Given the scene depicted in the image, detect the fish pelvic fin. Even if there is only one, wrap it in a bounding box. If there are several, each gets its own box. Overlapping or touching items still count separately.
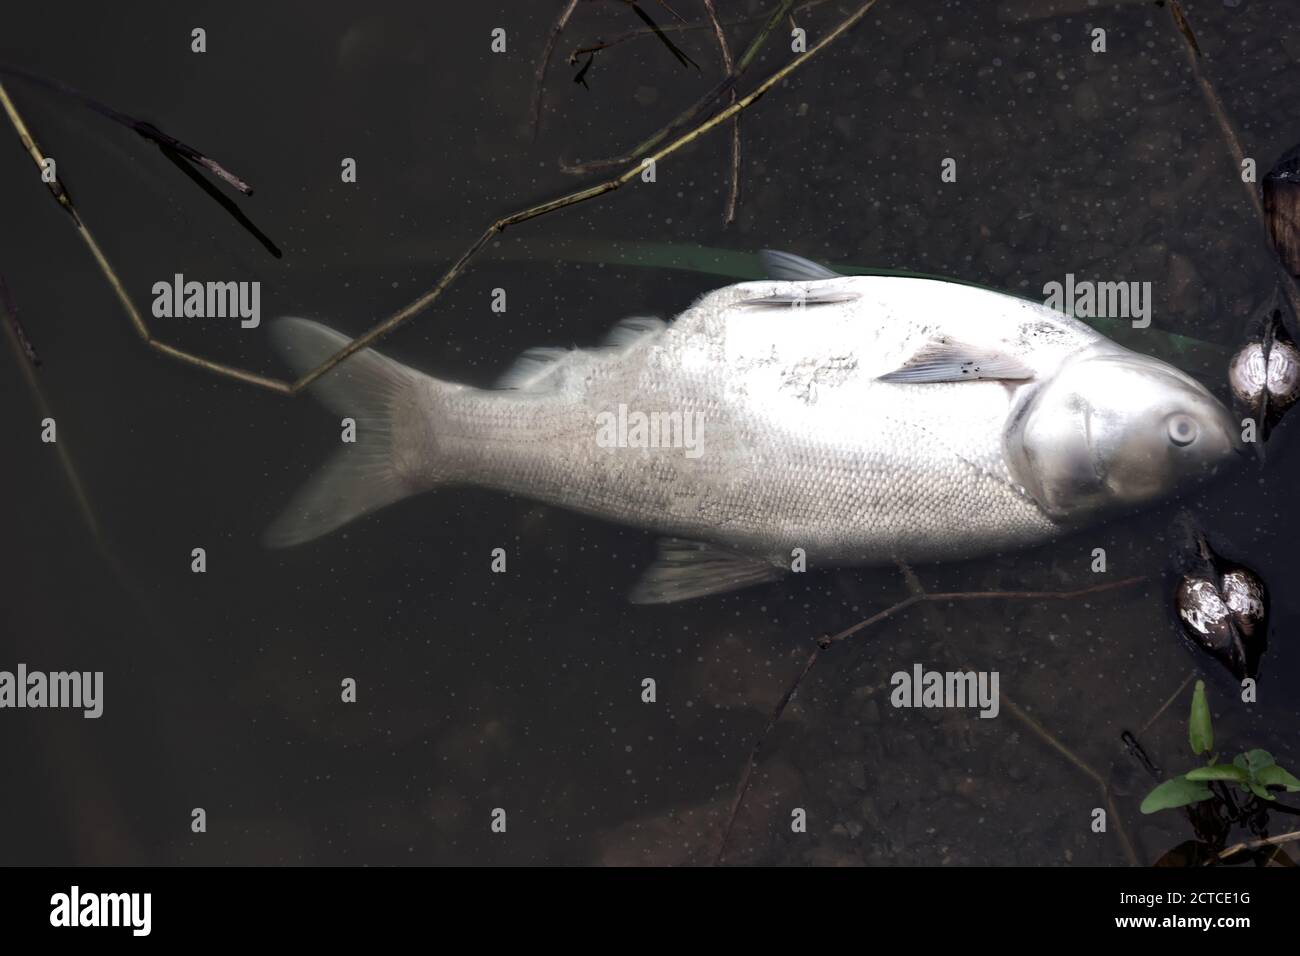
[265,317,440,548]
[629,538,784,604]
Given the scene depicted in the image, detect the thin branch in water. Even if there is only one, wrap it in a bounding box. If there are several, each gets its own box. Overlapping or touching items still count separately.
[0,65,279,258]
[1162,1,1300,318]
[0,64,254,195]
[156,144,281,258]
[701,0,741,224]
[624,0,700,69]
[566,0,830,63]
[1,1,883,395]
[531,0,582,139]
[1136,671,1196,737]
[573,52,596,90]
[1210,828,1300,865]
[563,0,797,175]
[0,274,39,366]
[0,80,292,393]
[999,695,1139,865]
[711,573,1148,865]
[1,272,109,554]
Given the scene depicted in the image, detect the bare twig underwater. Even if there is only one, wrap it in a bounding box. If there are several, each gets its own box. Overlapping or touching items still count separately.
[561,0,798,176]
[1,0,882,396]
[1162,0,1300,318]
[1210,829,1300,866]
[1,273,108,557]
[564,0,831,63]
[0,273,39,366]
[0,81,291,392]
[701,0,742,224]
[712,574,1148,866]
[0,64,279,257]
[531,0,581,139]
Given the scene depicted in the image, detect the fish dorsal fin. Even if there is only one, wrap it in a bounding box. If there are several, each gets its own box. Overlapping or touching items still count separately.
[878,339,1036,384]
[758,249,841,281]
[629,538,784,604]
[495,346,572,390]
[496,317,665,391]
[491,317,665,392]
[603,315,666,347]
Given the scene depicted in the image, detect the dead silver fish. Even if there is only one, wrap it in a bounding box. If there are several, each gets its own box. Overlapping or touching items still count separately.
[267,251,1242,602]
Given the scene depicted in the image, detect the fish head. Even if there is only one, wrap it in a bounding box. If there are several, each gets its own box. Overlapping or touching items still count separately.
[1005,345,1243,521]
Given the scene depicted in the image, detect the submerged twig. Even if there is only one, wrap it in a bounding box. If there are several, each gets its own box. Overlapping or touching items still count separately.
[2,0,882,395]
[902,564,1139,866]
[1000,695,1139,865]
[562,0,797,176]
[0,274,39,366]
[0,64,253,194]
[1162,1,1300,318]
[701,0,741,224]
[1136,671,1196,737]
[1,273,107,553]
[1210,828,1300,865]
[566,0,830,62]
[624,0,700,69]
[0,81,291,391]
[0,65,279,258]
[531,0,582,139]
[711,573,1148,865]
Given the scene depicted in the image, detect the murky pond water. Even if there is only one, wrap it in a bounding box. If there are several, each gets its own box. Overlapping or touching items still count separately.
[2,0,1298,865]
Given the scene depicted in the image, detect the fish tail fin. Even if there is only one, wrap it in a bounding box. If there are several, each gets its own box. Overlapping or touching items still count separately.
[265,317,441,548]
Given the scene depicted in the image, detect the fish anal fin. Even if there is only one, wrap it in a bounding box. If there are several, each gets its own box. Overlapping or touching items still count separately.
[878,340,1036,384]
[629,538,783,604]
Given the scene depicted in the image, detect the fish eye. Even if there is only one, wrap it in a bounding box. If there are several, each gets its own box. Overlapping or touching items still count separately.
[1167,413,1199,447]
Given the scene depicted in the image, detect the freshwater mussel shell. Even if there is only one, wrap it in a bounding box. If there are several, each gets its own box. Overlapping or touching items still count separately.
[1229,337,1300,425]
[1174,564,1268,681]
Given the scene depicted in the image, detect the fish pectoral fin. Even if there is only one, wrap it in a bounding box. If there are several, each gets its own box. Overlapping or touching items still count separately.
[877,340,1036,384]
[629,539,784,604]
[758,249,841,281]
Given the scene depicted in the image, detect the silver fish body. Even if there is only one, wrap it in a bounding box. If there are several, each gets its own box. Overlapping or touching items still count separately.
[268,253,1241,602]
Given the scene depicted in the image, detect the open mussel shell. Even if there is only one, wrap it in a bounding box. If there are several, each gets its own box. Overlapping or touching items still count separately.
[1228,305,1300,441]
[1171,518,1269,682]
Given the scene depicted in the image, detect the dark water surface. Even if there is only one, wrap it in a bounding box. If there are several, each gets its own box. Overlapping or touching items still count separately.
[2,1,1299,865]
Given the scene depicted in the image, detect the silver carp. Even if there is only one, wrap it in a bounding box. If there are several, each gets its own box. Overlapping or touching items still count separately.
[267,251,1241,602]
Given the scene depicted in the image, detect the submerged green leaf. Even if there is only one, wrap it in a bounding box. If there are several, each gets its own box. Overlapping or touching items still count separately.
[1186,765,1248,783]
[1236,749,1276,777]
[1141,776,1215,814]
[1256,764,1300,792]
[1189,680,1213,756]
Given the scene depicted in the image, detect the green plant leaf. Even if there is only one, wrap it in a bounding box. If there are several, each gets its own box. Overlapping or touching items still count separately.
[1239,750,1276,777]
[1256,765,1300,792]
[1141,776,1215,814]
[1188,680,1213,756]
[1248,782,1275,801]
[1186,765,1249,783]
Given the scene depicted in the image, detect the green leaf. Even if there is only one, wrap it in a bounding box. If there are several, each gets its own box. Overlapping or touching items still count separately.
[1141,776,1215,814]
[1248,782,1275,801]
[1186,765,1249,783]
[1239,750,1276,777]
[1188,681,1213,756]
[1256,765,1300,793]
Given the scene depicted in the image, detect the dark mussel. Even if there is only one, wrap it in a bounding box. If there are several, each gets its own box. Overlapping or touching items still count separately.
[1171,516,1268,682]
[1264,142,1300,279]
